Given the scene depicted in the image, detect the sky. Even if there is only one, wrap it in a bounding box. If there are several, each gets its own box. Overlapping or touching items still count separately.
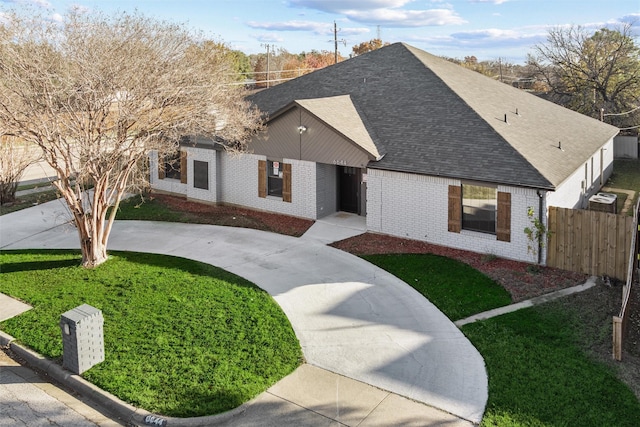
[1,0,639,63]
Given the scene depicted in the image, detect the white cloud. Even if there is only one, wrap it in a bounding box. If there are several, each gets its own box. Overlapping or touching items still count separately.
[0,0,52,7]
[288,0,412,14]
[347,8,466,26]
[408,25,546,59]
[254,33,285,43]
[247,20,333,34]
[287,0,466,27]
[247,19,369,36]
[468,0,509,4]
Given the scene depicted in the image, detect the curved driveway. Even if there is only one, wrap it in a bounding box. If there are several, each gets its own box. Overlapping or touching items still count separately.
[0,201,487,423]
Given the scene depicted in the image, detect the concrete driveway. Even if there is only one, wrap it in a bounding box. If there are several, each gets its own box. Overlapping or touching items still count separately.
[0,199,487,424]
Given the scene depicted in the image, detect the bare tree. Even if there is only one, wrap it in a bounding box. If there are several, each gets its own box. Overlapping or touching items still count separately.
[528,23,640,128]
[0,9,262,267]
[0,134,39,205]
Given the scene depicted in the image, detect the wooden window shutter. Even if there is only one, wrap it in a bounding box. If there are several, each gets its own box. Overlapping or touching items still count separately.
[158,152,166,179]
[496,191,511,242]
[448,185,461,233]
[258,160,267,198]
[282,163,292,203]
[180,151,188,184]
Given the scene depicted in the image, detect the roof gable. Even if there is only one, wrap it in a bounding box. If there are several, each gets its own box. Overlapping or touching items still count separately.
[248,43,619,190]
[294,95,382,160]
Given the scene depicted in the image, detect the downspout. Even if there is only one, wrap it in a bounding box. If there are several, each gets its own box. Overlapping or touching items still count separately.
[537,190,544,265]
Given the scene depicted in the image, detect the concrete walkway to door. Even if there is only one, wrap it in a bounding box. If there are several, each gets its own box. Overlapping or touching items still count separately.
[0,199,487,425]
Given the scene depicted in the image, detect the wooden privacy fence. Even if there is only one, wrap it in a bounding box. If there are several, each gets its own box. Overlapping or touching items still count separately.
[613,198,640,361]
[547,206,635,281]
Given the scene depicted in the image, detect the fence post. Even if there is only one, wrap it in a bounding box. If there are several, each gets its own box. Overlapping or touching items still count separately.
[612,316,622,361]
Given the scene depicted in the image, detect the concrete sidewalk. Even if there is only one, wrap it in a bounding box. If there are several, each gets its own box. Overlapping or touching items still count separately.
[0,200,486,426]
[0,346,121,426]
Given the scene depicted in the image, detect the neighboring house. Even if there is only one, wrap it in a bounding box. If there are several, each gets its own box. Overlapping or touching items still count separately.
[150,43,619,264]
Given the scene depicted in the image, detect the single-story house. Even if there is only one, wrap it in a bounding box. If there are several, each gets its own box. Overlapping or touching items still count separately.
[150,43,619,264]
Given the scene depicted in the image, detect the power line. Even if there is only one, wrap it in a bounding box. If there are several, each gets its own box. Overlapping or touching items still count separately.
[602,105,640,117]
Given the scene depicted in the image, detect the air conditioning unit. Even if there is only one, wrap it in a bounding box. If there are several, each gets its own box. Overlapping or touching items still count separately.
[589,192,617,214]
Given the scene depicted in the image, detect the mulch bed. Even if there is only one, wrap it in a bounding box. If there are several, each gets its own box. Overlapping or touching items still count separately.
[330,232,590,303]
[150,193,315,237]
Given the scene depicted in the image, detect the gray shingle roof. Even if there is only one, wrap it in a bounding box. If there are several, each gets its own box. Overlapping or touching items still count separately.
[247,43,619,190]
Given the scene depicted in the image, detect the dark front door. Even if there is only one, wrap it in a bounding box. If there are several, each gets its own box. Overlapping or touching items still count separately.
[339,166,360,214]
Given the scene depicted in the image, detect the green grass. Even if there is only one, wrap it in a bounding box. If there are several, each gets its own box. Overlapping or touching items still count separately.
[113,195,186,222]
[463,306,640,427]
[16,181,55,191]
[0,189,61,215]
[362,253,511,321]
[607,159,640,215]
[608,159,640,191]
[0,250,301,417]
[365,253,640,426]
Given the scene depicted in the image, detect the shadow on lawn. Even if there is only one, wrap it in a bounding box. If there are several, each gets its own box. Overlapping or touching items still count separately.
[0,252,81,273]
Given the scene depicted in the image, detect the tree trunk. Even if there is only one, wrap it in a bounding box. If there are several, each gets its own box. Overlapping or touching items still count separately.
[79,232,108,268]
[56,180,111,269]
[0,181,18,205]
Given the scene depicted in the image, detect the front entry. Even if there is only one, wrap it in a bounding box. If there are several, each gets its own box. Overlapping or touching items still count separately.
[339,166,360,214]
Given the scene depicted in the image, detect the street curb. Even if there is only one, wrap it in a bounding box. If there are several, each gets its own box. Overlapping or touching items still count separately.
[0,331,252,426]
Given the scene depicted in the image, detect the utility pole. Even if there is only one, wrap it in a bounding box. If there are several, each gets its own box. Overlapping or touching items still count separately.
[265,44,270,88]
[332,21,346,64]
[334,21,338,64]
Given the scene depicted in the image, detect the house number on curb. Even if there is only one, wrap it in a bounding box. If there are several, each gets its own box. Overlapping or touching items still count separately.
[144,415,167,426]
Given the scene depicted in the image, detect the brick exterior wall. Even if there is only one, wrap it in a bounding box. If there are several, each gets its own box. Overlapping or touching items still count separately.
[151,149,319,219]
[149,151,188,196]
[366,169,541,263]
[185,147,218,203]
[149,144,608,264]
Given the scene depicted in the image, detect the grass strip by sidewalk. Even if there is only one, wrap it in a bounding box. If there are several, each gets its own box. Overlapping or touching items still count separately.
[362,253,511,321]
[0,190,61,215]
[463,306,640,427]
[0,250,302,417]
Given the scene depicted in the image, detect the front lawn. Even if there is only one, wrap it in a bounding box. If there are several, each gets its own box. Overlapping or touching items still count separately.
[362,253,640,427]
[463,305,640,426]
[0,250,302,417]
[362,253,511,321]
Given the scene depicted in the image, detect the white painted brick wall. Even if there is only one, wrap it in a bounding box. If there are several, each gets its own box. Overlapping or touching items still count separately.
[185,147,218,203]
[149,151,188,195]
[150,149,318,219]
[366,168,540,263]
[219,153,318,219]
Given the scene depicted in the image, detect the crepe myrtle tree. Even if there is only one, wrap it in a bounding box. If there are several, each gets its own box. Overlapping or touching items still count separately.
[0,9,262,267]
